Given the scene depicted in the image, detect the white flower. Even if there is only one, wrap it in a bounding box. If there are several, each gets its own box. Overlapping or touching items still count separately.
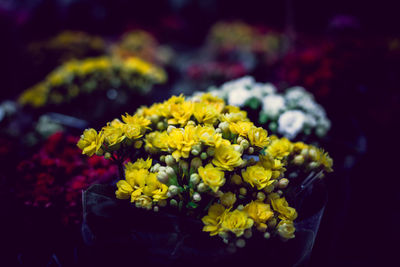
[262,95,286,119]
[251,83,276,98]
[227,86,252,107]
[221,76,254,94]
[285,86,314,108]
[278,110,307,139]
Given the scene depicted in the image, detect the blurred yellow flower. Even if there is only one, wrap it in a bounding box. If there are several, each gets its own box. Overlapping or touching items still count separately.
[277,220,295,239]
[198,164,225,192]
[244,201,274,229]
[247,126,269,148]
[168,101,194,126]
[144,131,169,152]
[202,203,227,236]
[77,128,104,156]
[221,209,254,237]
[229,121,254,137]
[212,144,244,171]
[220,192,236,207]
[194,103,219,125]
[266,137,293,159]
[242,165,274,190]
[269,194,297,221]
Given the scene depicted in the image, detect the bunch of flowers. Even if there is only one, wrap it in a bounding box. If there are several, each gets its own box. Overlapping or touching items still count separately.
[111,30,173,65]
[16,132,118,226]
[197,76,331,141]
[77,94,332,251]
[18,56,166,108]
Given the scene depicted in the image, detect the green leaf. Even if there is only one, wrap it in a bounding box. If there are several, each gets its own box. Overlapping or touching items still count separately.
[186,201,199,209]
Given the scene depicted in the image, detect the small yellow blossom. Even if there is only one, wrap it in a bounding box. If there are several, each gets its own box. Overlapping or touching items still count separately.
[221,209,254,237]
[229,121,254,137]
[220,192,236,207]
[102,121,126,147]
[212,144,244,171]
[242,165,274,190]
[266,137,293,159]
[144,131,169,152]
[168,125,198,160]
[202,203,227,236]
[199,93,225,112]
[247,126,269,148]
[194,103,219,125]
[125,158,152,171]
[198,164,225,192]
[244,201,274,229]
[115,180,133,199]
[168,101,194,126]
[77,128,104,156]
[269,193,298,221]
[277,220,296,239]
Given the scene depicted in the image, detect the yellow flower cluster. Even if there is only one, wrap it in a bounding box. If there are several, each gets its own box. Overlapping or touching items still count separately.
[18,56,166,107]
[77,94,333,248]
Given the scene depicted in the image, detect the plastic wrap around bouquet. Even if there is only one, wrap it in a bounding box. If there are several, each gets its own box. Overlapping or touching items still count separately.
[78,94,332,266]
[196,76,331,144]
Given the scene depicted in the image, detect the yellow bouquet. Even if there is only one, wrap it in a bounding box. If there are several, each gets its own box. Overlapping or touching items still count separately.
[77,94,332,250]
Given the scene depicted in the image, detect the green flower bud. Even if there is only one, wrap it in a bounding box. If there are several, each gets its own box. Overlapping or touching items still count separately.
[237,136,244,144]
[153,206,159,212]
[190,173,200,185]
[187,120,196,126]
[157,171,169,183]
[309,161,320,169]
[267,218,277,228]
[248,147,254,154]
[256,192,266,201]
[278,178,289,189]
[293,155,305,165]
[160,155,166,162]
[206,147,215,157]
[168,185,179,195]
[197,182,207,193]
[165,155,176,166]
[191,148,200,156]
[134,140,143,149]
[218,121,230,132]
[264,184,275,193]
[104,152,111,159]
[193,192,201,202]
[179,160,189,170]
[239,187,247,195]
[263,232,271,239]
[240,139,250,150]
[158,199,167,207]
[237,204,244,211]
[200,152,208,160]
[190,157,202,170]
[170,199,178,207]
[157,121,166,130]
[235,239,246,248]
[244,229,252,239]
[231,174,242,185]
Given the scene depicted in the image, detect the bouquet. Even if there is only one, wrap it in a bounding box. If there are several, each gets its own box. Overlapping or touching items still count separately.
[77,94,333,257]
[196,76,331,142]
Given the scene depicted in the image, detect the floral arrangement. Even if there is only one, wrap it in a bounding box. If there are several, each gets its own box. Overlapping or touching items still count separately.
[197,76,331,141]
[16,132,118,226]
[18,56,166,108]
[27,31,106,66]
[111,30,173,65]
[77,94,332,250]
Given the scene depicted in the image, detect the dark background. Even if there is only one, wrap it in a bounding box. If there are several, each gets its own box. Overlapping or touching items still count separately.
[1,0,399,266]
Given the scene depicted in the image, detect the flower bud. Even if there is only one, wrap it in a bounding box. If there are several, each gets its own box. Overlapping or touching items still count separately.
[150,163,161,172]
[206,147,215,157]
[220,192,236,207]
[135,202,142,208]
[231,174,242,185]
[179,160,189,170]
[263,232,271,239]
[308,161,320,169]
[187,120,196,126]
[256,192,266,201]
[278,178,289,189]
[96,148,104,156]
[170,199,178,207]
[218,121,230,132]
[248,147,254,154]
[160,155,166,162]
[233,144,243,153]
[165,155,176,166]
[218,232,228,239]
[157,121,165,130]
[293,155,304,165]
[104,152,111,159]
[243,229,252,239]
[235,239,246,248]
[239,187,247,195]
[190,173,200,185]
[257,224,268,232]
[168,185,179,196]
[240,139,250,150]
[150,114,160,123]
[264,184,275,193]
[215,128,222,133]
[237,204,244,211]
[200,152,208,160]
[308,148,318,159]
[158,199,167,207]
[277,190,283,196]
[190,157,202,170]
[300,148,309,157]
[134,140,143,149]
[157,171,169,183]
[237,136,244,144]
[193,192,201,202]
[191,148,200,156]
[267,218,277,228]
[167,125,176,134]
[197,183,207,192]
[153,206,159,212]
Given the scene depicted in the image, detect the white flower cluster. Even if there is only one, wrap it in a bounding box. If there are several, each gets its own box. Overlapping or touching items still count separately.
[194,76,331,140]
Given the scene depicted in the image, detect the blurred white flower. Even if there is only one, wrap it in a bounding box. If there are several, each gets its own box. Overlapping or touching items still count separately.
[252,83,276,98]
[262,95,286,119]
[278,110,307,139]
[227,86,252,106]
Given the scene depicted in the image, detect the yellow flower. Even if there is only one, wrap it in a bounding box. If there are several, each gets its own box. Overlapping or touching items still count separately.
[229,121,254,137]
[198,164,225,192]
[168,101,194,126]
[142,172,169,201]
[121,113,151,134]
[122,123,143,140]
[277,220,296,239]
[220,111,249,123]
[102,121,126,147]
[269,194,297,221]
[168,125,198,160]
[266,137,293,159]
[220,192,236,207]
[144,131,169,152]
[135,195,153,209]
[247,126,269,148]
[221,209,254,237]
[115,180,133,199]
[125,157,152,171]
[77,128,104,156]
[258,154,286,179]
[199,93,225,112]
[223,105,241,113]
[242,165,274,190]
[202,203,227,236]
[212,144,244,171]
[194,103,219,125]
[244,201,274,229]
[292,142,308,153]
[196,126,227,147]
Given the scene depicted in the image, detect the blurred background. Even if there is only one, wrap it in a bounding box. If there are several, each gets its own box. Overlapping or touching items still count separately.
[0,0,399,266]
